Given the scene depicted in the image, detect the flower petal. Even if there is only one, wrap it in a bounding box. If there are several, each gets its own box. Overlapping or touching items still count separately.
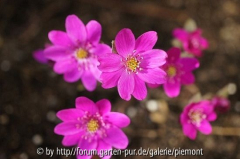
[207,112,217,121]
[77,139,97,159]
[104,126,128,149]
[182,123,197,140]
[181,72,195,85]
[197,100,214,115]
[132,75,147,100]
[117,71,134,101]
[135,31,157,52]
[138,68,166,84]
[98,53,123,72]
[56,109,84,122]
[33,49,48,64]
[184,42,202,57]
[179,58,199,72]
[166,47,181,63]
[115,28,135,58]
[48,30,74,47]
[147,83,160,88]
[197,120,212,135]
[90,44,111,56]
[90,65,102,81]
[140,49,167,68]
[100,68,124,89]
[104,112,130,128]
[53,58,77,74]
[66,15,87,44]
[200,37,209,49]
[54,122,81,135]
[63,67,82,83]
[44,46,70,61]
[86,20,101,44]
[81,71,97,91]
[163,80,181,98]
[173,28,189,41]
[97,140,112,159]
[75,96,98,114]
[62,132,83,146]
[180,113,188,124]
[96,99,111,115]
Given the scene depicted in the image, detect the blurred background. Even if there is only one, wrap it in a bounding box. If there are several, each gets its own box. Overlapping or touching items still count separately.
[1,0,240,158]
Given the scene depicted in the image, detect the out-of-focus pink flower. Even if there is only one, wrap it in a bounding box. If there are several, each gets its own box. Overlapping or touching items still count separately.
[33,49,48,64]
[54,96,130,159]
[180,100,217,140]
[173,28,209,57]
[44,14,111,91]
[212,96,230,113]
[33,44,52,64]
[148,47,199,98]
[98,28,167,101]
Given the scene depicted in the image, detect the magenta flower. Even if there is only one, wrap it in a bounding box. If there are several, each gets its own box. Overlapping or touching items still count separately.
[180,100,217,140]
[54,96,130,159]
[162,47,199,97]
[212,96,230,113]
[44,15,111,91]
[98,28,167,101]
[173,28,209,57]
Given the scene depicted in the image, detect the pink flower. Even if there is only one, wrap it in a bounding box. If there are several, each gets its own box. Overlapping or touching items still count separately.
[212,96,230,113]
[54,96,130,159]
[180,100,217,140]
[173,28,209,57]
[44,15,111,91]
[98,28,167,101]
[162,47,199,97]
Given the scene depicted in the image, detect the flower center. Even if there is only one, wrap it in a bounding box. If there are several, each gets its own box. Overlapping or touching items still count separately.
[126,57,139,72]
[167,66,177,77]
[87,119,99,133]
[189,38,200,49]
[188,109,206,126]
[76,49,88,59]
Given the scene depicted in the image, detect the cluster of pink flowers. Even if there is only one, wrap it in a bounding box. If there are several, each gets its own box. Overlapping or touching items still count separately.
[33,14,231,158]
[172,27,231,140]
[145,26,209,98]
[34,15,210,100]
[34,15,167,99]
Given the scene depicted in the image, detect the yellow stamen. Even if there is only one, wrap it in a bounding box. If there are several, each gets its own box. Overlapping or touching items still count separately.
[126,57,139,72]
[189,111,203,124]
[87,119,99,133]
[76,49,88,59]
[167,66,177,77]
